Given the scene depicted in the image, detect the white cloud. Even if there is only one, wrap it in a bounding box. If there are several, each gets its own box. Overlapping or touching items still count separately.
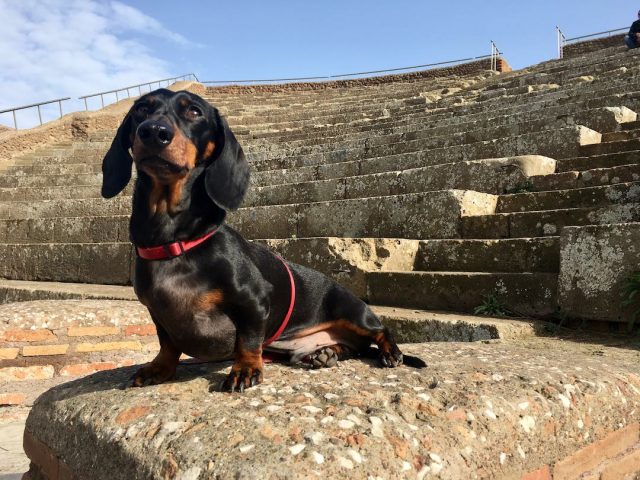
[0,0,195,129]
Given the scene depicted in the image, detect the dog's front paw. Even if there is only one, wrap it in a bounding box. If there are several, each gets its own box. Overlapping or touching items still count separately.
[379,347,403,368]
[131,363,176,387]
[220,366,263,393]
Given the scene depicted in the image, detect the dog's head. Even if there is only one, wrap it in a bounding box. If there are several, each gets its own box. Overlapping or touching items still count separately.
[101,88,250,211]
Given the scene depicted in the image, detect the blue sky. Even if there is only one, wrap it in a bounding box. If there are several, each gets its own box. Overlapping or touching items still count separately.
[0,0,636,128]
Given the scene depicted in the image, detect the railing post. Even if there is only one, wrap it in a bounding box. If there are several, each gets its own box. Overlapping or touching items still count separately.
[490,41,500,72]
[556,26,565,59]
[100,94,104,108]
[84,98,88,111]
[12,110,17,130]
[36,105,42,125]
[115,91,119,102]
[58,100,63,118]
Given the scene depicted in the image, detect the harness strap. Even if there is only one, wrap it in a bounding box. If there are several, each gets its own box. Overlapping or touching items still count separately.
[262,255,295,347]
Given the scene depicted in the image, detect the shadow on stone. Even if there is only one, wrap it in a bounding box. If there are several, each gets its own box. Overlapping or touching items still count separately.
[35,361,232,404]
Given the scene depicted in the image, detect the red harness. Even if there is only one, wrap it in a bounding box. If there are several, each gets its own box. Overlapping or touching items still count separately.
[134,229,295,346]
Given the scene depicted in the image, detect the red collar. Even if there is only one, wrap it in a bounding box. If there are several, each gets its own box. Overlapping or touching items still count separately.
[135,228,218,260]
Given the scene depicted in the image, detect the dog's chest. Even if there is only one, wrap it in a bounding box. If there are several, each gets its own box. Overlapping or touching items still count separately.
[135,264,236,360]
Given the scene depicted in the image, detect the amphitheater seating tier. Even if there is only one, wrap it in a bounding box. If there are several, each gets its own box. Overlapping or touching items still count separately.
[0,45,639,321]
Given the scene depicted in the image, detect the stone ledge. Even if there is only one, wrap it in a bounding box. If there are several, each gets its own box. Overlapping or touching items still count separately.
[23,342,640,479]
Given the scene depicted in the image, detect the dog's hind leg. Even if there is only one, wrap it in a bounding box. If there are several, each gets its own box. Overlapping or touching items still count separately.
[300,344,356,369]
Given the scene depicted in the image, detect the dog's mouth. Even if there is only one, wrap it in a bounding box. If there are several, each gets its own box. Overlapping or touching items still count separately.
[137,155,190,177]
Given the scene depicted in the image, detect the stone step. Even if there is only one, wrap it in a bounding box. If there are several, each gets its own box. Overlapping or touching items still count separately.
[3,163,102,176]
[0,185,103,201]
[244,105,632,159]
[0,243,133,285]
[245,156,555,207]
[580,138,640,157]
[244,114,597,165]
[232,190,497,240]
[249,126,599,173]
[415,237,560,273]
[367,271,558,317]
[557,150,640,172]
[0,216,129,244]
[0,279,136,304]
[530,163,640,192]
[0,173,101,189]
[601,128,640,142]
[234,72,640,137]
[622,119,640,130]
[0,197,130,220]
[462,204,640,239]
[224,66,636,130]
[0,285,543,345]
[222,68,628,132]
[496,182,640,214]
[241,79,640,143]
[0,156,553,203]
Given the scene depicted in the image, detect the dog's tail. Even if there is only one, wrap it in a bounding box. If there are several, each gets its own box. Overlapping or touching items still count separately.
[362,347,427,369]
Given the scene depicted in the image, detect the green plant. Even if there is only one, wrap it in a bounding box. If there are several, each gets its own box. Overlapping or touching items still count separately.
[505,181,535,195]
[621,271,640,332]
[474,294,512,317]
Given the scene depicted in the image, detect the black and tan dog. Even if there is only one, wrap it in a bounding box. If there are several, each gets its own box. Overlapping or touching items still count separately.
[101,88,425,392]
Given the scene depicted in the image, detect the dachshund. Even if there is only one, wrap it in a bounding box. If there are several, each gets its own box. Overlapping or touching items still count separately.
[101,88,426,392]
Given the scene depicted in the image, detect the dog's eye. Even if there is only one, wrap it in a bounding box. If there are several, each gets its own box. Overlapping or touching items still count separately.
[135,104,150,116]
[187,105,203,118]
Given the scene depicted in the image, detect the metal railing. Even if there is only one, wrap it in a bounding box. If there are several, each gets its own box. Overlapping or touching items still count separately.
[0,74,199,130]
[557,26,627,59]
[78,73,199,110]
[203,46,504,85]
[0,97,71,129]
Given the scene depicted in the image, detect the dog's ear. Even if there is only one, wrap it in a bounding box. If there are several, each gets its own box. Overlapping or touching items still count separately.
[101,114,133,198]
[204,115,250,211]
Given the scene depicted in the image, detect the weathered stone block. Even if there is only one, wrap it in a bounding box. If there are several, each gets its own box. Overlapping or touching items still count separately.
[21,342,640,480]
[260,237,419,298]
[559,222,640,322]
[571,106,637,133]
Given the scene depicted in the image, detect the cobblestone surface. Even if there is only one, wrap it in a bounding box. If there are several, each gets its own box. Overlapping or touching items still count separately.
[0,300,148,331]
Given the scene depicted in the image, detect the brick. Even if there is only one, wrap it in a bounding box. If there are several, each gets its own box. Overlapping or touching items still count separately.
[23,431,59,480]
[123,324,156,336]
[1,329,55,342]
[75,341,141,353]
[115,406,151,425]
[0,347,19,359]
[59,362,118,377]
[521,465,551,480]
[0,365,55,382]
[554,423,640,480]
[22,344,69,357]
[67,326,119,337]
[600,446,640,480]
[0,393,27,405]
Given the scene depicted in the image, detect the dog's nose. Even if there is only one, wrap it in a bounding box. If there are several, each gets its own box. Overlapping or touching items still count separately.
[137,120,174,150]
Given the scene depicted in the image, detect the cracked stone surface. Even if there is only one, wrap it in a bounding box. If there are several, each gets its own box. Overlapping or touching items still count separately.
[24,341,640,479]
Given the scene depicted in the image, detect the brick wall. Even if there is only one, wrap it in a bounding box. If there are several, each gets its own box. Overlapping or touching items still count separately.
[0,321,158,407]
[564,34,626,58]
